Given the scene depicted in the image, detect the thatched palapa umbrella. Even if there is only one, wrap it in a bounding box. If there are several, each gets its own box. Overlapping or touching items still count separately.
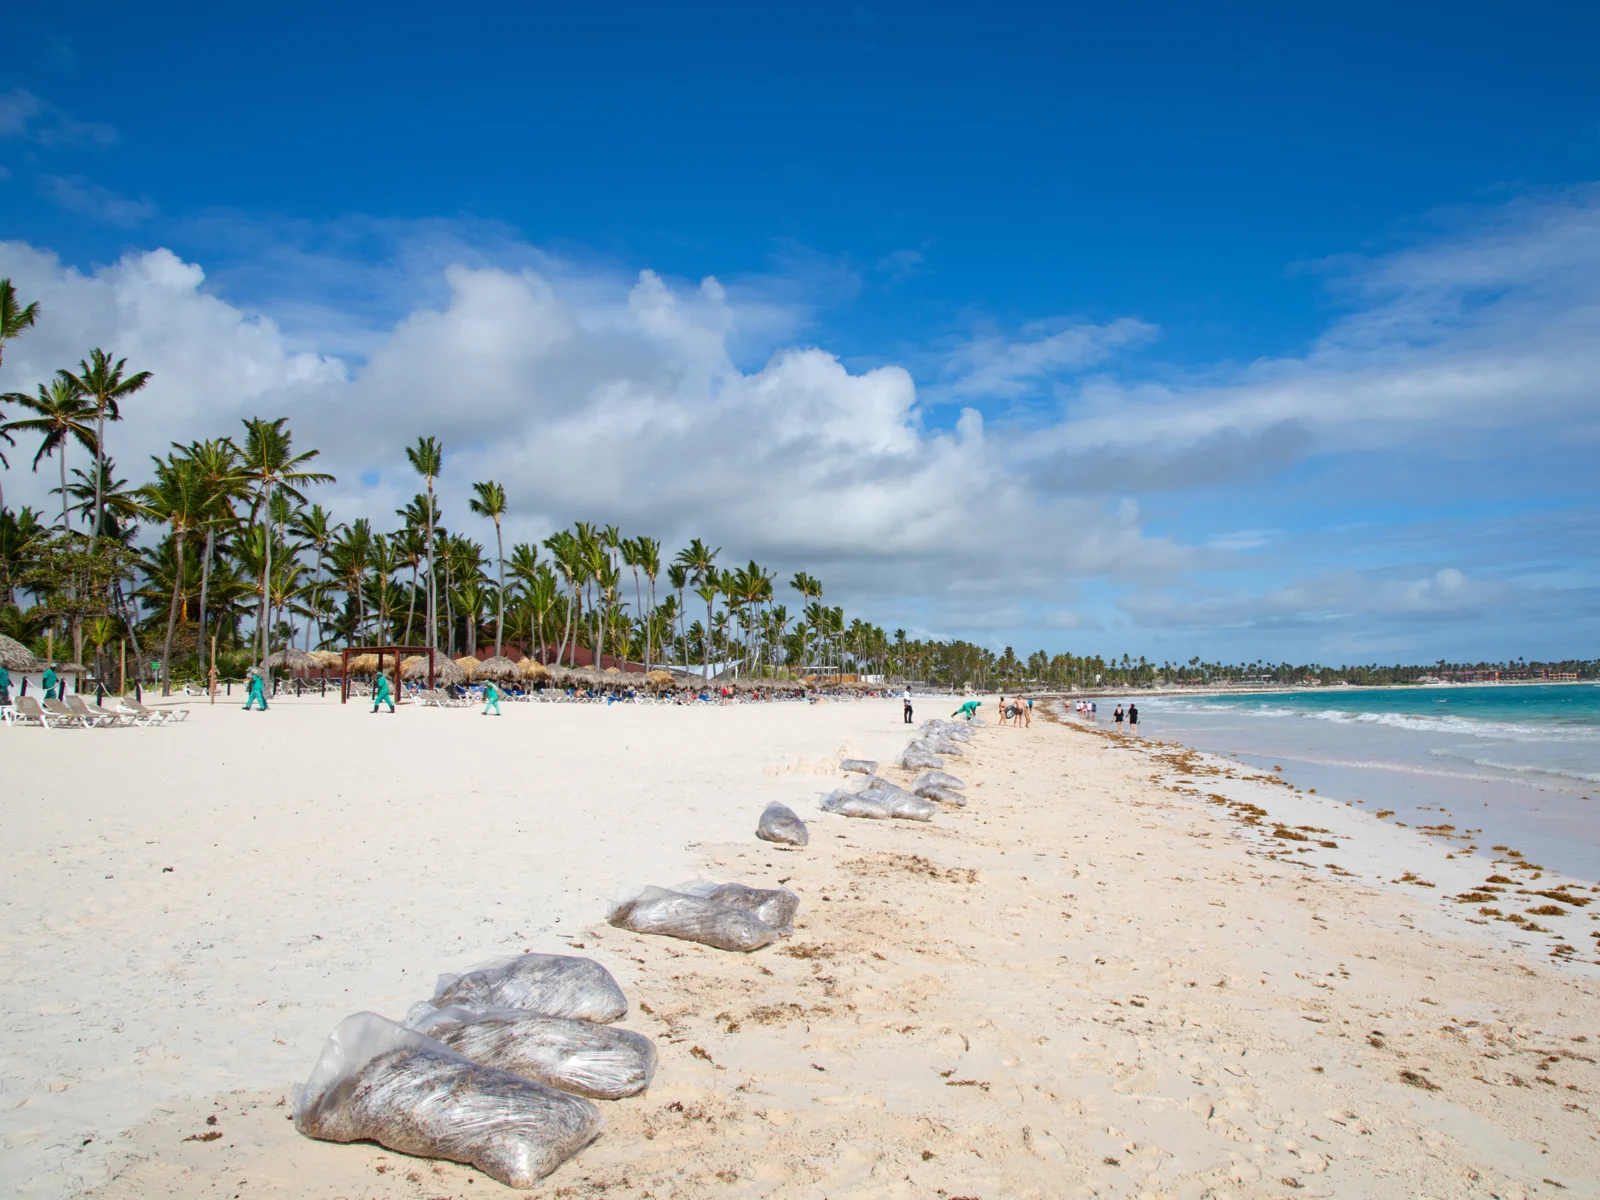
[310,650,345,670]
[517,658,553,685]
[263,647,318,672]
[644,669,674,688]
[454,656,480,680]
[0,634,43,671]
[405,655,464,686]
[346,653,381,676]
[475,655,520,683]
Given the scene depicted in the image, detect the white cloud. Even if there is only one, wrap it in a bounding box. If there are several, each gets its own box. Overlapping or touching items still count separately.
[935,316,1157,401]
[0,241,1187,631]
[0,88,115,148]
[37,175,155,226]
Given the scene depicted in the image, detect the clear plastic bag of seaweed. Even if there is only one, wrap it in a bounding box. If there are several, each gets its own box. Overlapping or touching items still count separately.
[756,801,809,846]
[820,787,894,819]
[899,744,945,770]
[918,736,964,757]
[406,1005,657,1099]
[821,785,935,822]
[838,757,878,775]
[428,954,627,1023]
[675,880,800,931]
[911,769,966,797]
[860,776,939,820]
[295,1012,602,1188]
[607,885,784,952]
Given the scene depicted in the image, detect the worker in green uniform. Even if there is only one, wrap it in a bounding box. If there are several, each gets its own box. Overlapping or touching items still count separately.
[42,663,58,701]
[482,679,502,716]
[951,698,981,721]
[242,668,269,711]
[372,671,394,714]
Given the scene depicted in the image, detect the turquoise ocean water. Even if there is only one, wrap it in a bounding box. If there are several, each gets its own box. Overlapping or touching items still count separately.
[1133,684,1600,880]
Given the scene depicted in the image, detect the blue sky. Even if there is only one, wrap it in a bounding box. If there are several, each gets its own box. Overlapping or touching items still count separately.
[2,1,1598,663]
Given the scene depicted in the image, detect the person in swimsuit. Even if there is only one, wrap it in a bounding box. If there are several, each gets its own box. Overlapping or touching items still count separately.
[1127,702,1138,735]
[1113,703,1124,731]
[997,696,1010,726]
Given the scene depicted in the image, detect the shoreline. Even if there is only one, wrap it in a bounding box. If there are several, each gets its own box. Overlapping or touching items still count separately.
[5,696,1598,1197]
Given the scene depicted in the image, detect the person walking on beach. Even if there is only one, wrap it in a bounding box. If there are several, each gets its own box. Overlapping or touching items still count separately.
[242,668,268,711]
[0,663,10,707]
[1127,702,1139,735]
[952,699,981,721]
[482,679,502,716]
[372,671,394,714]
[1113,702,1124,732]
[1021,696,1033,728]
[998,695,1010,726]
[42,663,58,701]
[903,687,914,724]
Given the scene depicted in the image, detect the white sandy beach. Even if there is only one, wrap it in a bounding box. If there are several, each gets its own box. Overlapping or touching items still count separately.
[4,693,1599,1198]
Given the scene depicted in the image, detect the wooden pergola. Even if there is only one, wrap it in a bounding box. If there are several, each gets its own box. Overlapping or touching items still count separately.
[339,645,436,704]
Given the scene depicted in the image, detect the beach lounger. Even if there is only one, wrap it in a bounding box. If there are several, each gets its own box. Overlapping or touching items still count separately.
[67,695,131,727]
[42,698,90,728]
[12,696,47,727]
[118,696,185,724]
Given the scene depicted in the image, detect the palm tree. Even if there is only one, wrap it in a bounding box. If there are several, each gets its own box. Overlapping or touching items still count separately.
[60,349,152,551]
[292,503,336,650]
[0,506,44,606]
[404,437,443,652]
[4,375,99,533]
[635,536,661,670]
[0,277,40,505]
[178,438,247,673]
[543,529,583,667]
[331,519,374,640]
[469,479,508,657]
[238,417,333,660]
[676,538,720,679]
[0,278,40,371]
[667,561,690,673]
[139,454,207,695]
[392,522,427,647]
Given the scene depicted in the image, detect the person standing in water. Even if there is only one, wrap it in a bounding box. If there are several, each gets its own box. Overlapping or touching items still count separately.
[1127,702,1139,735]
[372,671,394,714]
[1113,702,1124,731]
[482,679,502,716]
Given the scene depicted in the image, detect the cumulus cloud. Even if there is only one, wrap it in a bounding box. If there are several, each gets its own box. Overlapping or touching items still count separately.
[0,182,1596,655]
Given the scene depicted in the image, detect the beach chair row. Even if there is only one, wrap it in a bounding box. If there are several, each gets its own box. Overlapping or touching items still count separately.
[4,694,188,729]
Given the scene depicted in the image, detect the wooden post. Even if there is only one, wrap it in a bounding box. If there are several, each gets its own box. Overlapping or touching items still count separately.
[208,634,218,705]
[119,639,126,695]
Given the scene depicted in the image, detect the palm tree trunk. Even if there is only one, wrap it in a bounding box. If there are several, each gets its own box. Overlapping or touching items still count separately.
[558,577,574,666]
[197,527,214,673]
[424,481,436,652]
[494,521,505,657]
[162,533,184,697]
[704,593,714,681]
[92,406,104,550]
[403,562,417,646]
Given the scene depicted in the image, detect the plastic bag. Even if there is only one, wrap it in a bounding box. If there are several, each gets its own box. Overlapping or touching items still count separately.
[295,1012,602,1188]
[429,954,627,1023]
[860,777,940,820]
[838,758,878,775]
[821,786,936,822]
[922,721,973,742]
[918,736,964,757]
[676,880,800,931]
[406,1006,657,1099]
[921,785,966,806]
[900,745,946,770]
[756,801,809,846]
[911,769,966,796]
[608,885,784,952]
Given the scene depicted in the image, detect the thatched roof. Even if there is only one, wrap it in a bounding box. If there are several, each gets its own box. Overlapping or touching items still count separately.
[310,649,345,669]
[346,653,380,675]
[263,647,319,670]
[603,665,623,675]
[0,635,43,671]
[644,669,674,687]
[454,656,480,679]
[518,658,553,683]
[475,655,520,682]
